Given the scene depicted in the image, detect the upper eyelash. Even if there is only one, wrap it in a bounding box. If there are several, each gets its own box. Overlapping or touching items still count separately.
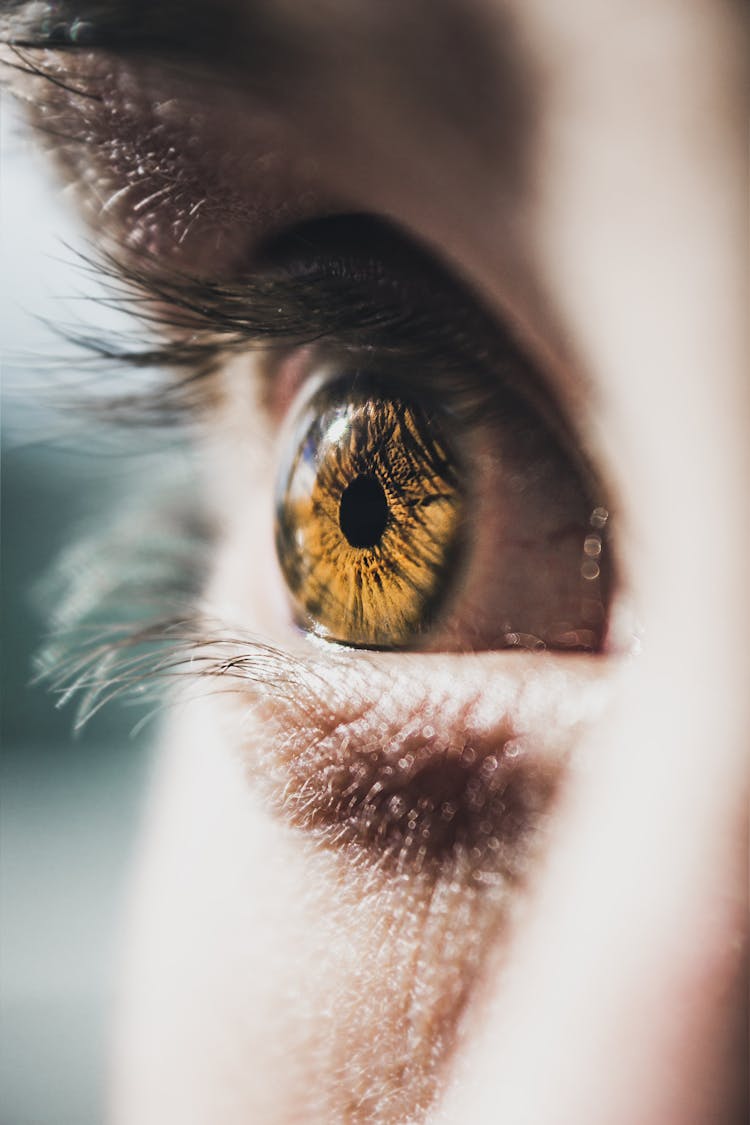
[53,221,556,432]
[39,216,605,555]
[80,232,502,353]
[49,249,437,424]
[30,215,610,704]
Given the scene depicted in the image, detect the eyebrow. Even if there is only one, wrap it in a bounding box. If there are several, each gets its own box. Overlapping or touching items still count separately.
[2,0,533,171]
[3,0,543,371]
[1,1,252,55]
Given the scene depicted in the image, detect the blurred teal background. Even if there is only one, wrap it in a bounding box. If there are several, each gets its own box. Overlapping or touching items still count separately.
[1,100,154,1125]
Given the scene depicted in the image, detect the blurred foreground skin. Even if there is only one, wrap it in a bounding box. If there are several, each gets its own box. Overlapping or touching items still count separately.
[4,0,747,1122]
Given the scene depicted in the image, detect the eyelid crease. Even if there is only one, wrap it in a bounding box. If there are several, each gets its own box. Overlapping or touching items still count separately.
[55,221,584,455]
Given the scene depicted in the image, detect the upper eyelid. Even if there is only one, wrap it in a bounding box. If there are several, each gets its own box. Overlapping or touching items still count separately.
[50,218,586,469]
[2,36,610,513]
[1,36,575,417]
[3,28,606,499]
[81,217,521,363]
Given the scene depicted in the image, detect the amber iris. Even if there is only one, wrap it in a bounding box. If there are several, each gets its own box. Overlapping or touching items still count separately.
[275,380,464,646]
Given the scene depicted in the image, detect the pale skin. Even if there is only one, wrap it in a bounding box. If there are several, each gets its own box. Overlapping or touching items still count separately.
[2,1,747,1122]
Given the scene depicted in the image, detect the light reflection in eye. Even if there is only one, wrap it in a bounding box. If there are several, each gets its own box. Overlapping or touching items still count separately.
[274,364,611,653]
[275,376,464,647]
[325,415,349,444]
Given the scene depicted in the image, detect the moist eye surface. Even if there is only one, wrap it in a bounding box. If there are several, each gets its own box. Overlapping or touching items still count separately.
[275,377,465,647]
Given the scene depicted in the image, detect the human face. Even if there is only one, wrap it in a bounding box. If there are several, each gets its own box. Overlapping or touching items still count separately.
[2,2,747,1122]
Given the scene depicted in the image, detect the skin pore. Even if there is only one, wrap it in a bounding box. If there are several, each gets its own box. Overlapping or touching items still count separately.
[2,1,747,1122]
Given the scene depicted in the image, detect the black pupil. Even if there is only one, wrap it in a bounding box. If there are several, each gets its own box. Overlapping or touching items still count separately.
[339,474,389,548]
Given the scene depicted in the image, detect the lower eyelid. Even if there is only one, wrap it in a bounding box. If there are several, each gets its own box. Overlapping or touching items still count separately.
[210,646,611,880]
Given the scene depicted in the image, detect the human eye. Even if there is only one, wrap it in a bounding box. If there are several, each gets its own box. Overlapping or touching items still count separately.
[251,214,612,654]
[0,9,635,1121]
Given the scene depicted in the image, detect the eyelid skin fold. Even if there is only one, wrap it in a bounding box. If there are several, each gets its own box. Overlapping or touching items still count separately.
[115,642,612,1123]
[195,638,612,881]
[136,626,613,1121]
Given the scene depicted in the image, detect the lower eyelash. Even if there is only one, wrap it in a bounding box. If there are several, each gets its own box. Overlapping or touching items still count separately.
[35,482,592,886]
[34,466,216,727]
[42,602,579,884]
[30,213,612,857]
[243,652,603,883]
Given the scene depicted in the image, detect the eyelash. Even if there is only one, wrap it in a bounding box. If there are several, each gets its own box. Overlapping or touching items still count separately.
[34,211,612,731]
[63,215,577,446]
[10,63,618,900]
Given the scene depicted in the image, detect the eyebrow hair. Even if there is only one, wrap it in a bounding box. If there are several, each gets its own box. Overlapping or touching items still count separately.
[1,0,249,54]
[2,0,533,176]
[3,1,541,377]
